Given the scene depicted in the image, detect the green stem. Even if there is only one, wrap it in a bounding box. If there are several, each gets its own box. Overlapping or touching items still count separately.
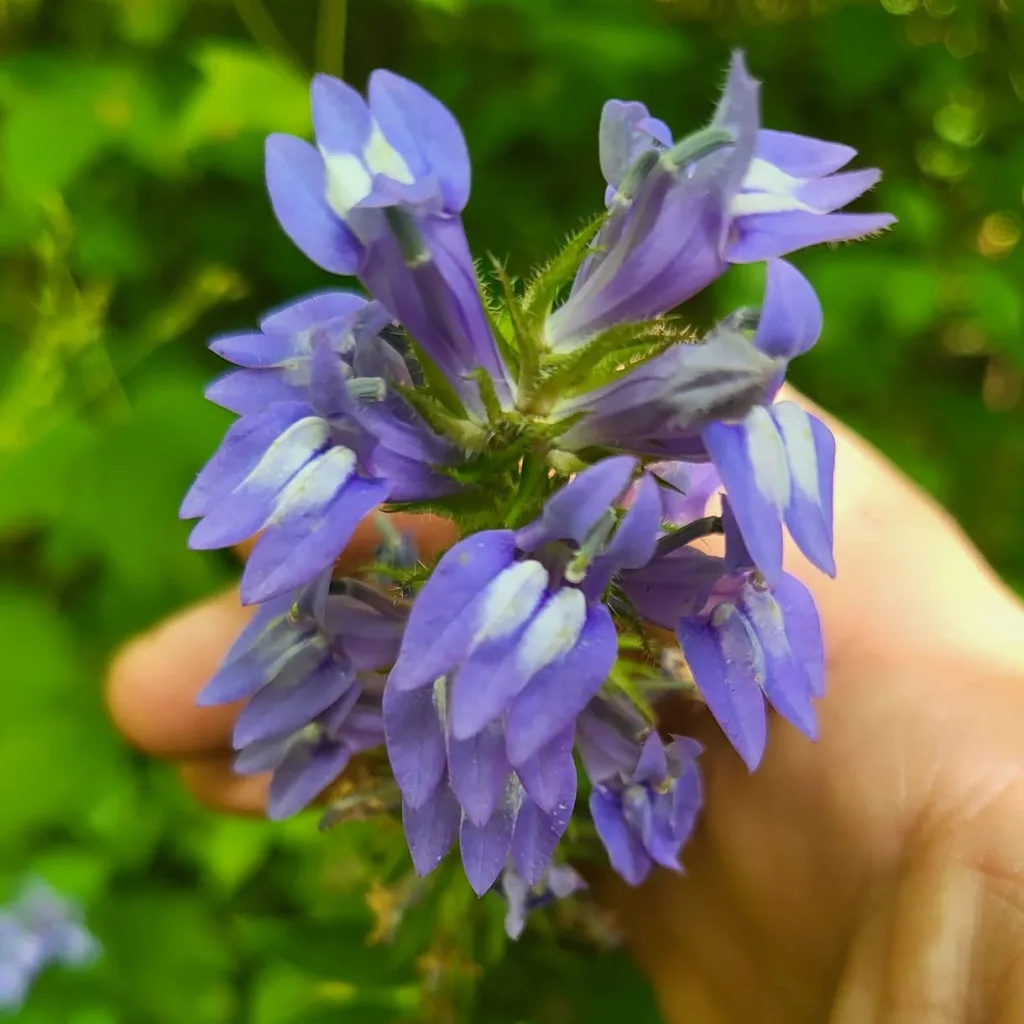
[316,0,348,78]
[229,0,305,71]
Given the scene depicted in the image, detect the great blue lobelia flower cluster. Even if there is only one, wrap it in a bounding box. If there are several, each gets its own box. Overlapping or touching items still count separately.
[181,52,893,935]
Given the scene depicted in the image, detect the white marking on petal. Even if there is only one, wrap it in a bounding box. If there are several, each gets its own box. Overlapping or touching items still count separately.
[260,627,327,681]
[473,561,549,647]
[729,191,816,218]
[432,676,448,726]
[741,157,805,197]
[322,151,373,217]
[711,602,767,688]
[243,417,330,492]
[363,122,415,184]
[731,158,818,217]
[770,402,820,507]
[745,406,791,511]
[515,587,587,680]
[267,446,357,524]
[739,586,788,660]
[505,774,525,815]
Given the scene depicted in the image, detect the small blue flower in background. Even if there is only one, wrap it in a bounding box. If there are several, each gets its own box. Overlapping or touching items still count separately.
[180,48,893,926]
[0,879,98,1011]
[499,863,586,940]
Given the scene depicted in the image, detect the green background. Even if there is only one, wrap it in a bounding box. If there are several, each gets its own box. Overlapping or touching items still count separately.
[1,0,1021,1020]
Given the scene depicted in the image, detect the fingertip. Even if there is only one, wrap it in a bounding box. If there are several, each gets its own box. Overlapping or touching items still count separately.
[106,590,254,758]
[177,758,270,816]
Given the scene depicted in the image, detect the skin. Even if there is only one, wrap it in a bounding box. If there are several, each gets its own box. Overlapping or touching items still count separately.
[106,387,1024,1023]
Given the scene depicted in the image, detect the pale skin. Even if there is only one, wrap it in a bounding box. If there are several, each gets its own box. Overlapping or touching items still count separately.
[106,386,1024,1023]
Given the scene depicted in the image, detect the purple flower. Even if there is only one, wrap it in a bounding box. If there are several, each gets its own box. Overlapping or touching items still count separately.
[382,681,578,894]
[499,863,586,939]
[625,503,825,772]
[199,572,404,819]
[546,51,894,350]
[204,291,396,416]
[642,461,722,526]
[0,880,98,1010]
[265,71,512,410]
[553,320,782,455]
[383,458,673,892]
[578,707,703,886]
[701,259,835,584]
[181,293,451,604]
[386,457,658,761]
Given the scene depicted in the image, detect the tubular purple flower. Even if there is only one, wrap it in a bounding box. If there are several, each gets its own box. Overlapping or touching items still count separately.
[264,70,513,410]
[182,295,453,604]
[553,322,783,455]
[499,863,586,939]
[199,573,405,819]
[385,458,655,759]
[545,52,758,350]
[700,259,835,584]
[548,50,894,351]
[0,880,98,1010]
[628,501,826,771]
[578,714,704,886]
[383,680,578,894]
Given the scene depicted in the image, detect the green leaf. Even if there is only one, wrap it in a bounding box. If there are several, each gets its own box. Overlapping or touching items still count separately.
[103,0,188,45]
[176,43,311,151]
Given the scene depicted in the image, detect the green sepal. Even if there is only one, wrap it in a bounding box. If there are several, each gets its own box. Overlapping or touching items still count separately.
[500,448,555,529]
[522,212,607,324]
[393,383,489,451]
[468,366,503,424]
[529,316,693,412]
[404,336,467,419]
[606,660,657,726]
[476,268,522,382]
[489,257,539,400]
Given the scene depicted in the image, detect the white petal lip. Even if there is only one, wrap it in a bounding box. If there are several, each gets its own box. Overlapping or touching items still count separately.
[515,588,587,680]
[731,157,818,217]
[322,150,374,217]
[770,401,820,504]
[243,416,331,492]
[363,122,415,183]
[744,405,791,510]
[473,560,549,647]
[321,120,415,218]
[266,446,357,524]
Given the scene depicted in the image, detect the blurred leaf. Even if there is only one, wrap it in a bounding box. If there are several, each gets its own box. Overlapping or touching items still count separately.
[963,265,1023,359]
[880,263,941,336]
[103,0,189,45]
[0,65,169,200]
[99,891,236,1024]
[177,43,312,151]
[195,817,276,895]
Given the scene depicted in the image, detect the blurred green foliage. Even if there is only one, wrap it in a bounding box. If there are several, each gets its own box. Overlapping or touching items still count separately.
[0,0,1022,1019]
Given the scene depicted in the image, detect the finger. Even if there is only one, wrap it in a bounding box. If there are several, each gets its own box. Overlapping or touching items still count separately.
[177,757,269,816]
[233,510,457,570]
[107,511,459,761]
[107,589,253,759]
[777,385,1024,666]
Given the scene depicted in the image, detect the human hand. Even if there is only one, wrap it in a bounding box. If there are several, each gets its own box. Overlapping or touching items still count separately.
[106,387,1024,1023]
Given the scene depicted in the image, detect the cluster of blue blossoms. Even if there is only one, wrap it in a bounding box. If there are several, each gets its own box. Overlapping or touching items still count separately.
[0,880,98,1009]
[183,53,891,934]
